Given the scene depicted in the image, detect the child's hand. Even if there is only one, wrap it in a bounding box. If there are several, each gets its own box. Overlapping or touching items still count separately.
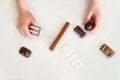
[83,0,102,32]
[17,11,37,37]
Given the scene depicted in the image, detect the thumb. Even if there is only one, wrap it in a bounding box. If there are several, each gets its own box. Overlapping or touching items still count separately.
[83,12,93,25]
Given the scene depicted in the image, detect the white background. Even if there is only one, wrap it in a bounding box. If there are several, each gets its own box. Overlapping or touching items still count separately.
[0,0,120,80]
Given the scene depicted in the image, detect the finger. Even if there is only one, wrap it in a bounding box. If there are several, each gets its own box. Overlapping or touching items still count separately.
[23,24,35,38]
[19,28,27,37]
[17,23,28,37]
[83,11,93,25]
[91,16,101,32]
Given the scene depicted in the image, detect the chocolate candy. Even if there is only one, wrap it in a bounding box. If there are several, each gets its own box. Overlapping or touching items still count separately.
[49,22,70,51]
[85,23,93,31]
[85,16,95,31]
[100,44,115,58]
[19,47,32,58]
[29,25,41,36]
[74,26,86,38]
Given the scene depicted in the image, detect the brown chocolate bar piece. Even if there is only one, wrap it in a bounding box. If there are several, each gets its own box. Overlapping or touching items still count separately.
[85,16,95,31]
[29,25,41,36]
[19,47,32,58]
[74,26,86,38]
[100,44,115,58]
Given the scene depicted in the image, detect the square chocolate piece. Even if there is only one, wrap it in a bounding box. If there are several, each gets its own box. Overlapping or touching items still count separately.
[74,26,86,38]
[19,47,32,58]
[29,25,41,36]
[100,44,115,58]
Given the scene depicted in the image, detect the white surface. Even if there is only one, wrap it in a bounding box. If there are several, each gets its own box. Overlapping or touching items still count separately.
[0,0,120,80]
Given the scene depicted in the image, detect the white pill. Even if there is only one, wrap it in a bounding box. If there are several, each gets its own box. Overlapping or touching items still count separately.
[66,45,71,50]
[62,48,67,53]
[69,49,74,54]
[34,26,36,30]
[31,26,34,29]
[72,54,77,58]
[65,52,70,57]
[74,65,79,70]
[75,58,80,63]
[31,30,34,33]
[36,27,39,30]
[71,61,77,66]
[68,57,73,61]
[35,31,38,35]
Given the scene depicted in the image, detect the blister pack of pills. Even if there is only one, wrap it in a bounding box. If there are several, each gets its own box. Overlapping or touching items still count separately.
[29,25,41,36]
[59,43,83,71]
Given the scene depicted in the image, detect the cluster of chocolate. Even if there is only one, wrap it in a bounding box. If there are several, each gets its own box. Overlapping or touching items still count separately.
[73,16,95,38]
[73,16,115,58]
[18,20,115,59]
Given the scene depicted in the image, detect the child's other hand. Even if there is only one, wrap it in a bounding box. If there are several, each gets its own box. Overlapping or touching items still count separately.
[83,0,102,32]
[17,11,37,37]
